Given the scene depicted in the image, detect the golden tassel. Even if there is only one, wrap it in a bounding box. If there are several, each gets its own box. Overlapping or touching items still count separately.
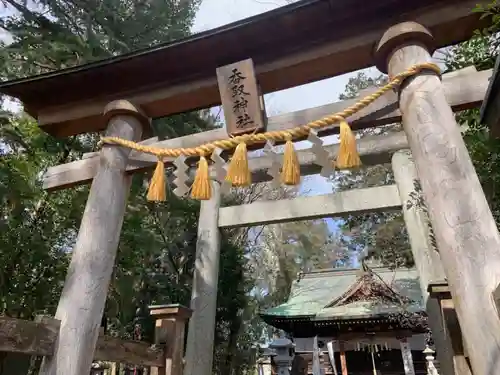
[225,142,251,187]
[147,158,166,201]
[281,139,301,185]
[336,120,362,169]
[191,156,212,200]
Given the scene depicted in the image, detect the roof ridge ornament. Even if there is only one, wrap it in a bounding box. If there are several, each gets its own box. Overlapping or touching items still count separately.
[326,265,414,309]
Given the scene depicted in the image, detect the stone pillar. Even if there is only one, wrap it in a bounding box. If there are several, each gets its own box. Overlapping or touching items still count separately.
[391,149,457,375]
[376,22,500,375]
[183,181,221,375]
[39,100,148,375]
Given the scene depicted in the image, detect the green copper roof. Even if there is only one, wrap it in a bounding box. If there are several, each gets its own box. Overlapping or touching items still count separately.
[261,267,423,320]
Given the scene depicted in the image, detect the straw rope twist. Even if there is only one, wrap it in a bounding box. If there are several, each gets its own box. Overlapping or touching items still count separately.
[101,63,440,157]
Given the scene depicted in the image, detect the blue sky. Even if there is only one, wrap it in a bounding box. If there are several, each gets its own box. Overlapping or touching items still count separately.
[192,0,383,236]
[191,0,446,237]
[0,0,381,235]
[1,0,372,200]
[192,0,380,199]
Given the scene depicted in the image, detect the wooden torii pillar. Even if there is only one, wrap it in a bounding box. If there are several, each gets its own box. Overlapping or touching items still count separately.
[392,149,470,375]
[183,181,222,375]
[375,22,500,375]
[38,100,149,375]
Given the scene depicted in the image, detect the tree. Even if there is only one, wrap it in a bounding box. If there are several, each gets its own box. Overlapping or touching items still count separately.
[244,185,349,337]
[0,2,257,375]
[333,1,500,269]
[440,1,500,226]
[333,72,412,268]
[0,114,87,319]
[0,0,205,307]
[0,0,200,77]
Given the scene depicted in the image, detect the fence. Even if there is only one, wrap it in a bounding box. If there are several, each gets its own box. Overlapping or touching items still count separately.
[0,304,191,375]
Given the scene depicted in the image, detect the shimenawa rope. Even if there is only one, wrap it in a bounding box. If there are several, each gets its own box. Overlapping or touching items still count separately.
[100,62,440,201]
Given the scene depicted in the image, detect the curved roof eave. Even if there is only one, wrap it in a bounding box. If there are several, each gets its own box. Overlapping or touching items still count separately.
[0,0,318,89]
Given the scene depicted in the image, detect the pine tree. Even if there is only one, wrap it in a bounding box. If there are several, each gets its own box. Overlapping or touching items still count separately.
[0,2,257,374]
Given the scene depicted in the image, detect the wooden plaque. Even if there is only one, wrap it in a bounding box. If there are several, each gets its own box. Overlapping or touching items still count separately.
[216,58,266,136]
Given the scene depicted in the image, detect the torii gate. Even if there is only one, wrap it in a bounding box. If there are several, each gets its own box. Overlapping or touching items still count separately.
[1,1,499,375]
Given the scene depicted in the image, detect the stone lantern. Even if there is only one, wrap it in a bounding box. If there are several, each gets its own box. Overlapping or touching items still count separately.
[269,338,295,375]
[423,345,439,375]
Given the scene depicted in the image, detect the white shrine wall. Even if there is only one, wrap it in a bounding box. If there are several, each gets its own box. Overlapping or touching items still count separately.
[293,334,426,352]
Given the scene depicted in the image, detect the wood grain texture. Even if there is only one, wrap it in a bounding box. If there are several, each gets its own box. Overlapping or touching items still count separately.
[81,136,159,160]
[42,128,411,192]
[400,338,416,375]
[439,299,473,375]
[0,316,59,356]
[149,304,192,321]
[218,185,401,228]
[150,305,192,375]
[339,341,348,375]
[26,0,482,137]
[392,150,460,375]
[0,316,161,367]
[38,111,143,375]
[392,150,445,292]
[380,22,500,375]
[216,59,265,135]
[184,181,221,375]
[164,317,187,375]
[94,335,163,367]
[150,319,168,375]
[42,66,490,192]
[427,282,451,298]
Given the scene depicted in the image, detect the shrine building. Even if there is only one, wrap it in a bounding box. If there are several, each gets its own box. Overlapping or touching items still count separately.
[260,266,431,375]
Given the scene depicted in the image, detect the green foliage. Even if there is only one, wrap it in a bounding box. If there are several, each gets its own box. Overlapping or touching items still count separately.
[441,5,500,226]
[443,37,496,72]
[0,115,91,318]
[334,73,411,268]
[254,219,340,305]
[232,186,346,344]
[0,0,200,77]
[335,2,500,269]
[473,0,500,53]
[462,118,500,222]
[338,72,387,101]
[4,2,500,374]
[334,167,413,268]
[0,1,255,374]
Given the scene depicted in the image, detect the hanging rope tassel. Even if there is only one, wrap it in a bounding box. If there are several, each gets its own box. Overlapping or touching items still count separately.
[225,142,251,187]
[336,120,362,169]
[147,158,166,201]
[191,156,212,200]
[281,138,301,185]
[98,64,441,201]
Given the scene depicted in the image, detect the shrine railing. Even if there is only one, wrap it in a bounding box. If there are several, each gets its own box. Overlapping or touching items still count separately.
[0,304,191,375]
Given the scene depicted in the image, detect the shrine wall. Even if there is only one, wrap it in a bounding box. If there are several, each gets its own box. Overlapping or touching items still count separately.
[293,334,426,352]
